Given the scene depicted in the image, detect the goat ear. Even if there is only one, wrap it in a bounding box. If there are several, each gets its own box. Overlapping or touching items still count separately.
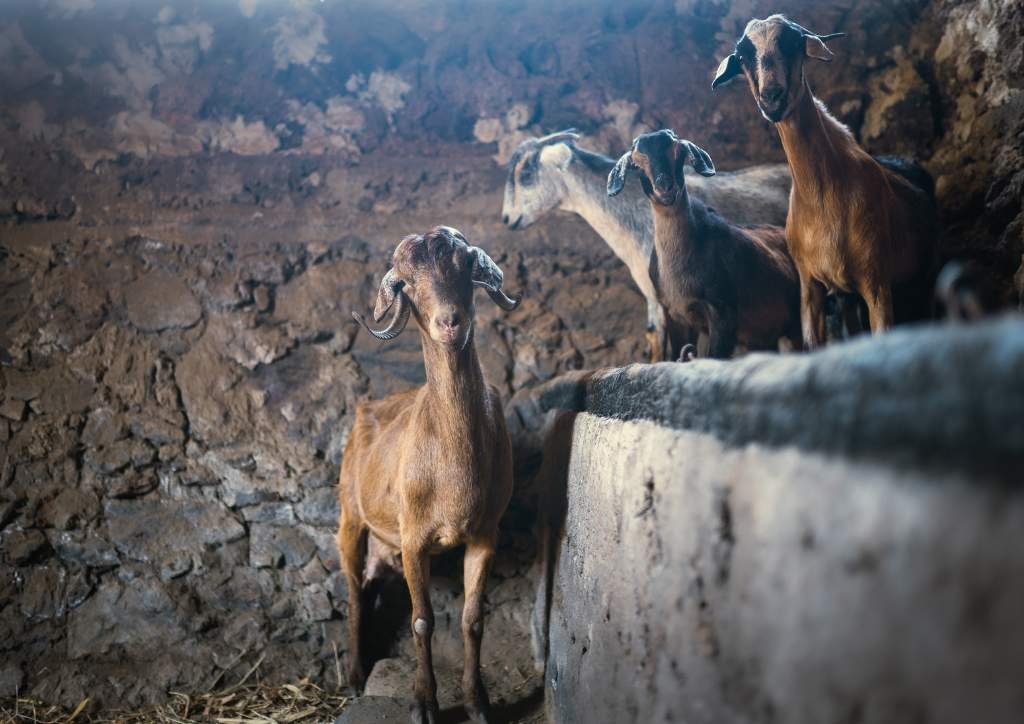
[712,53,742,89]
[805,34,839,62]
[539,142,573,171]
[607,152,633,197]
[681,140,716,177]
[372,268,403,323]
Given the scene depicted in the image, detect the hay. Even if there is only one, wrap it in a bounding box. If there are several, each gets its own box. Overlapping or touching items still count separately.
[0,677,349,724]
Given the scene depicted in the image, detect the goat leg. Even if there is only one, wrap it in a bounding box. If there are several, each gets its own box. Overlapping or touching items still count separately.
[462,538,496,722]
[403,542,439,724]
[645,327,663,362]
[800,277,828,350]
[704,307,737,359]
[337,509,369,692]
[862,283,895,334]
[645,301,670,362]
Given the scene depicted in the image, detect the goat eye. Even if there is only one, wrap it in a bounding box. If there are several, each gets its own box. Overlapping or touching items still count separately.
[520,166,534,184]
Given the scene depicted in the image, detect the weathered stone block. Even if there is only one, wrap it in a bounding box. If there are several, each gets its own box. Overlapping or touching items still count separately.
[124,271,202,332]
[104,498,245,565]
[1,528,48,564]
[0,397,26,421]
[296,487,339,526]
[249,524,317,568]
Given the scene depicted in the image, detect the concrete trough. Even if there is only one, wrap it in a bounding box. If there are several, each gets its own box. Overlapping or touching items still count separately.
[539,317,1024,724]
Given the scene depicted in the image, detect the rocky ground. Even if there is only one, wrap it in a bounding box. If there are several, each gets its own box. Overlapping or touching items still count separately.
[1,0,1023,719]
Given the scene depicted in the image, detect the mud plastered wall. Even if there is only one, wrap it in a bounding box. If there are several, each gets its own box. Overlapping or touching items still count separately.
[0,0,1022,709]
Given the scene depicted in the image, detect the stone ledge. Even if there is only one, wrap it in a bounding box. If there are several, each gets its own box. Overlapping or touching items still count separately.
[538,316,1024,480]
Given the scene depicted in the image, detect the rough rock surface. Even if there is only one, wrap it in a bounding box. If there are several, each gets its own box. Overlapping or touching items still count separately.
[124,271,203,332]
[0,0,1020,297]
[541,319,1024,724]
[0,0,1021,717]
[336,696,410,723]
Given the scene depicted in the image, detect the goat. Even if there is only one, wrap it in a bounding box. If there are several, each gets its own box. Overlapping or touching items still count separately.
[607,129,801,358]
[935,260,985,322]
[501,130,792,360]
[339,226,520,724]
[712,14,939,348]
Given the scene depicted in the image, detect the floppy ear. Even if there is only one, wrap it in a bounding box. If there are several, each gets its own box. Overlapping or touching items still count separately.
[607,151,634,197]
[372,268,403,322]
[680,140,716,177]
[805,33,843,61]
[712,53,743,89]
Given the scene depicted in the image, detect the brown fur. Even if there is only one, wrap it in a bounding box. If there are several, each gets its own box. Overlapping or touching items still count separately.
[719,15,937,347]
[337,227,515,724]
[611,130,801,358]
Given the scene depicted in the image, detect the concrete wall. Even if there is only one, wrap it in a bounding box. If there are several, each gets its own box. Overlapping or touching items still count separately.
[542,317,1024,724]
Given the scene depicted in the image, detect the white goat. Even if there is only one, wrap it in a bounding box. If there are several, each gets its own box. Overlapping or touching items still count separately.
[501,130,792,360]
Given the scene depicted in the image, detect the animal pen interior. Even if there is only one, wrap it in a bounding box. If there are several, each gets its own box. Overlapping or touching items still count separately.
[1,1,1023,723]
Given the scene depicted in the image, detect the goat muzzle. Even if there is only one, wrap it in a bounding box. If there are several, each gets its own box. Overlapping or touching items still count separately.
[650,187,678,207]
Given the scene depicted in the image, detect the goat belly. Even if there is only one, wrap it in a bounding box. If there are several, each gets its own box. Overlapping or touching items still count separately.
[738,303,789,347]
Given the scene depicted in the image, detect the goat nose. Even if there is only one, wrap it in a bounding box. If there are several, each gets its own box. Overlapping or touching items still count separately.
[439,312,461,330]
[502,213,509,225]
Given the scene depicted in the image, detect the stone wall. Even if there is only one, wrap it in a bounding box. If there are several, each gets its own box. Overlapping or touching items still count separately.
[542,318,1024,724]
[2,0,1021,293]
[1,0,1023,712]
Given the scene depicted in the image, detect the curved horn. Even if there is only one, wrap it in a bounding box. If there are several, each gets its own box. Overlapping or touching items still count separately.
[482,285,522,311]
[373,268,402,322]
[788,20,845,61]
[352,290,411,341]
[537,128,581,146]
[470,246,522,311]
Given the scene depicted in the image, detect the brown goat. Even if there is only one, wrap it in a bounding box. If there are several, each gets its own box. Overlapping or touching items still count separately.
[713,14,938,348]
[339,226,520,724]
[607,129,801,358]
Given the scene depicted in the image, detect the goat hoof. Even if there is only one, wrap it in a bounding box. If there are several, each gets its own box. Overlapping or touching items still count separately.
[677,344,697,363]
[410,698,439,724]
[347,664,366,694]
[464,680,492,723]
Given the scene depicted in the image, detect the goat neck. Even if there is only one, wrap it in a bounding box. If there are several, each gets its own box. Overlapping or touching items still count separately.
[561,149,652,255]
[650,182,699,269]
[419,325,487,429]
[775,80,853,197]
